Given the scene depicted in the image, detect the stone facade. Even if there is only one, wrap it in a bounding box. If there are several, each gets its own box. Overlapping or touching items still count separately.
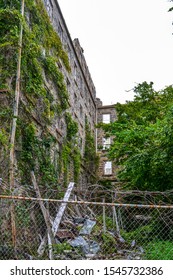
[43,0,117,183]
[0,0,118,192]
[96,99,117,181]
[43,0,97,156]
[44,0,116,183]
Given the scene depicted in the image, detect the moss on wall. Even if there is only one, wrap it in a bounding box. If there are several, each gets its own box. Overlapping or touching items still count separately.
[0,0,98,194]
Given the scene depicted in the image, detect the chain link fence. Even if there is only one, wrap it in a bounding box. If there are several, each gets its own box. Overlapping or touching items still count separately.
[0,194,173,260]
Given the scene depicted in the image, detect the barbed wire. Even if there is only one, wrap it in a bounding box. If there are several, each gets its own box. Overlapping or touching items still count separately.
[0,194,173,260]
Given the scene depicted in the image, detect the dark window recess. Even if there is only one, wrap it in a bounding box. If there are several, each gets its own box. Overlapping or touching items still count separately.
[80,105,83,118]
[74,62,77,81]
[58,22,63,42]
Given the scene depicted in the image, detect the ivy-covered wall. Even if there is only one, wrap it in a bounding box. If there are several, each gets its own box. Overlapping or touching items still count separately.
[0,0,98,196]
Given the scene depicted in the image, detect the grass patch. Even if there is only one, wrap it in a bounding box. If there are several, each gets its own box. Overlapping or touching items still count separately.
[144,240,173,260]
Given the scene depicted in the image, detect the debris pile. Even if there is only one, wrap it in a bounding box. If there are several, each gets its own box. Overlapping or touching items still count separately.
[53,215,144,260]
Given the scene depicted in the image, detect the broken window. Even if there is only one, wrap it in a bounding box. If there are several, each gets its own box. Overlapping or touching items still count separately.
[104,161,112,175]
[79,75,83,94]
[66,78,70,88]
[74,61,77,81]
[80,105,83,118]
[103,137,111,150]
[102,114,110,124]
[74,93,78,105]
[58,22,63,42]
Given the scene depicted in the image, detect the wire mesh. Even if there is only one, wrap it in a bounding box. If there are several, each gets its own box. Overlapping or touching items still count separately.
[0,195,173,260]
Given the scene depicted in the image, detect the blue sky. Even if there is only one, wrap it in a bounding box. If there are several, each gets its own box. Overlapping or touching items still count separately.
[58,0,173,105]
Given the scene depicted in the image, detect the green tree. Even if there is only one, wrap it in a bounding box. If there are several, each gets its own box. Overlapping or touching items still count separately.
[102,82,173,191]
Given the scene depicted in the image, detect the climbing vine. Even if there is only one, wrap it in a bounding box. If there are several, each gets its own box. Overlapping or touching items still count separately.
[84,121,99,180]
[0,0,76,193]
[18,121,60,194]
[0,0,98,192]
[61,113,81,185]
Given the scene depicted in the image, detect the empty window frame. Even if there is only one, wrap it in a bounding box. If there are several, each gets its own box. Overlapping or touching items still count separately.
[80,104,83,118]
[66,78,70,88]
[74,93,78,105]
[58,22,63,42]
[102,114,110,124]
[84,87,88,105]
[74,62,77,81]
[103,137,111,150]
[104,161,112,175]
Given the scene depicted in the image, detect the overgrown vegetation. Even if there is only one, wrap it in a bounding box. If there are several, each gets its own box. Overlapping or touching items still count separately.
[0,0,97,192]
[84,121,99,180]
[121,224,173,260]
[100,82,173,191]
[144,240,173,260]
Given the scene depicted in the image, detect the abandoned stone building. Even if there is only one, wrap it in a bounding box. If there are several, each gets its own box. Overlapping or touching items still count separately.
[44,0,97,153]
[96,99,117,181]
[43,0,117,182]
[0,0,117,191]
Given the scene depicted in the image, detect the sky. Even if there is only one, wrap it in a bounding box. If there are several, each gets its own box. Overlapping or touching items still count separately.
[58,0,173,105]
